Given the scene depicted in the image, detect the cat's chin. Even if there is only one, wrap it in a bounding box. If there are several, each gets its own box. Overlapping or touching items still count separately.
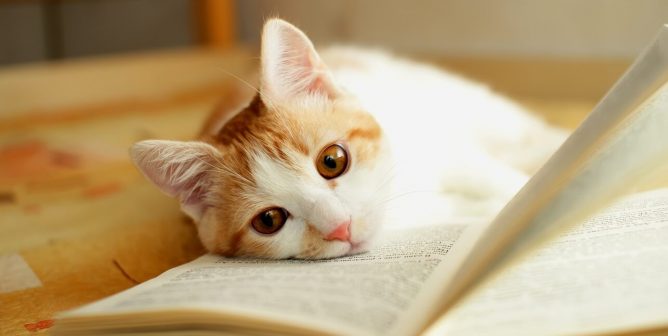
[295,240,370,260]
[347,241,371,256]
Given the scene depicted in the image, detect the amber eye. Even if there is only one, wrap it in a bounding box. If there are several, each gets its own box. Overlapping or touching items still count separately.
[316,144,349,179]
[251,208,288,235]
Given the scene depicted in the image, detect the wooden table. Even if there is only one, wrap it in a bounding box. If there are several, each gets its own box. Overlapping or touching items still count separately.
[0,48,624,335]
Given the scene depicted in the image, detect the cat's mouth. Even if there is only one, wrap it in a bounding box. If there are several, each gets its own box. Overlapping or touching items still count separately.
[346,240,369,255]
[322,239,368,257]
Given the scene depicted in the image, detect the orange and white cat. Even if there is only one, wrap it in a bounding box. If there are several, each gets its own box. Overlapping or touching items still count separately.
[131,19,566,259]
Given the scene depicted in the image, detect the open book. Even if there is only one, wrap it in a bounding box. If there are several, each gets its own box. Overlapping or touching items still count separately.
[54,26,668,335]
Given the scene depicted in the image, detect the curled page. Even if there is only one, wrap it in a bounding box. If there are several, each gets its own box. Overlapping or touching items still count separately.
[426,24,668,330]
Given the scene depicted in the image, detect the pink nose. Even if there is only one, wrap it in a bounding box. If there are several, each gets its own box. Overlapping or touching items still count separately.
[324,220,351,241]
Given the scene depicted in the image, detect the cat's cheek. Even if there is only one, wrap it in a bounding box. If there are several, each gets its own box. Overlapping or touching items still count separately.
[351,208,385,241]
[196,210,223,253]
[266,218,307,259]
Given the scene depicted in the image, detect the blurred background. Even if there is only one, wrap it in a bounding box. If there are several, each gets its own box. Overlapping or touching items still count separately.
[3,0,668,63]
[2,1,668,334]
[3,0,668,100]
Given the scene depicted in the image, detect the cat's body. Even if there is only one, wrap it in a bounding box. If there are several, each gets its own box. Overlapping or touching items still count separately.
[131,19,566,259]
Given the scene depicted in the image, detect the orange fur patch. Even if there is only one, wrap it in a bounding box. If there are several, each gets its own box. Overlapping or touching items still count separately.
[347,126,381,141]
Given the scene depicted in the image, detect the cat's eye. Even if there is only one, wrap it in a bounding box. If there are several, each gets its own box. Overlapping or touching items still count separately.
[316,144,349,179]
[251,208,288,235]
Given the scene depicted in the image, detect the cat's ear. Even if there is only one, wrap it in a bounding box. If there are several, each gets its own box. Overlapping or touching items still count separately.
[130,140,220,221]
[260,19,340,104]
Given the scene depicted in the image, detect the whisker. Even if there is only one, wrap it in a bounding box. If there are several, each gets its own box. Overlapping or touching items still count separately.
[215,67,260,94]
[213,67,279,111]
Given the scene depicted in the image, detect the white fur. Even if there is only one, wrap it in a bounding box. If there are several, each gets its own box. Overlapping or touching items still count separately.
[320,47,567,227]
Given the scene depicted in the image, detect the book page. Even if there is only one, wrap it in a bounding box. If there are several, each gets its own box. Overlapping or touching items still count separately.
[425,25,668,320]
[58,222,478,336]
[426,189,668,335]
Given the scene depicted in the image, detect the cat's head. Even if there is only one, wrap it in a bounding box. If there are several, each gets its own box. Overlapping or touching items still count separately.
[131,19,392,259]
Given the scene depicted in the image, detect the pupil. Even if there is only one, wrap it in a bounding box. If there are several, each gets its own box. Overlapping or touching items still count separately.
[261,212,274,227]
[324,155,337,169]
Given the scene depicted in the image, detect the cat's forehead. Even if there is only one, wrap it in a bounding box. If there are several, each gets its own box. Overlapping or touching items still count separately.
[213,95,367,153]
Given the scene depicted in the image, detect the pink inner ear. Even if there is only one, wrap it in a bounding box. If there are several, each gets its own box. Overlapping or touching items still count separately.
[162,163,207,206]
[262,19,338,101]
[280,42,337,99]
[308,71,331,97]
[131,140,217,220]
[286,38,330,96]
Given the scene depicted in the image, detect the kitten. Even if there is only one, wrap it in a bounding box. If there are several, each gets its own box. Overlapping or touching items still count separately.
[131,19,566,259]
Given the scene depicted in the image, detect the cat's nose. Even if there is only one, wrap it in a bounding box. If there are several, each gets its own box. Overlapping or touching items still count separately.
[324,220,351,241]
